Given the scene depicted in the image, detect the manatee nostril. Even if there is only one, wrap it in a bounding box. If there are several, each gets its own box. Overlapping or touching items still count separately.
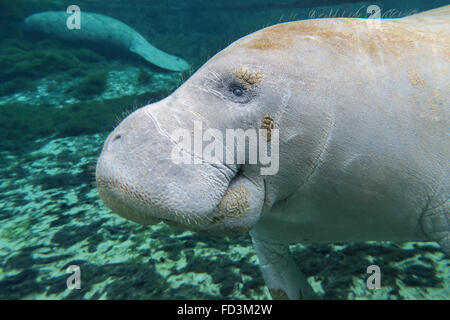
[112,134,122,142]
[106,133,124,151]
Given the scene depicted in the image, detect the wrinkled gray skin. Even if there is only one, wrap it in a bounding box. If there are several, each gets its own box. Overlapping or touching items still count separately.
[24,12,189,72]
[97,6,449,299]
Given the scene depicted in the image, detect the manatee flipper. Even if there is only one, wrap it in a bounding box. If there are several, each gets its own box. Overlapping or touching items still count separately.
[130,41,189,72]
[250,232,318,300]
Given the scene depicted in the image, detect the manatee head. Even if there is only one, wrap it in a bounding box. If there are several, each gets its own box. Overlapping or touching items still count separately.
[96,23,333,236]
[23,13,66,36]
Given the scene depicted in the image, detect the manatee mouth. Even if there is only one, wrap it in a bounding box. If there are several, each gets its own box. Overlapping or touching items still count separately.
[96,176,163,226]
[96,157,238,225]
[97,160,265,236]
[160,166,266,237]
[95,104,265,236]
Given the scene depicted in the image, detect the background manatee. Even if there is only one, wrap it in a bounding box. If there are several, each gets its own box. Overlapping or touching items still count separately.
[23,11,190,72]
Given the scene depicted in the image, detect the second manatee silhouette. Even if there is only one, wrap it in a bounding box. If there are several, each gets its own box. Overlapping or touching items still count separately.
[24,11,190,72]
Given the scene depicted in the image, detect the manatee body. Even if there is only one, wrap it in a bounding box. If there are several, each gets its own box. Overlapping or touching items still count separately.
[96,6,449,299]
[24,11,189,72]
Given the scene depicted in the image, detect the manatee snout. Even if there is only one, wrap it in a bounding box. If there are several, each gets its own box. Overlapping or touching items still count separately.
[96,102,265,236]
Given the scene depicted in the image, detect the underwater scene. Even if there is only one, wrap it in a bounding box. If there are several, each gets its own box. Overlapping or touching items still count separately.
[0,0,448,300]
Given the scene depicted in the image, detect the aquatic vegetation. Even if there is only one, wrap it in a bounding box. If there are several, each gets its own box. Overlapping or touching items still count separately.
[0,39,109,97]
[1,219,30,241]
[66,71,109,100]
[137,68,154,85]
[0,77,33,96]
[72,49,104,63]
[0,95,144,152]
[0,39,80,80]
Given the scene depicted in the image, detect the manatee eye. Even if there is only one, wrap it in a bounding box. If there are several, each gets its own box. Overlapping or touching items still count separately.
[215,77,254,104]
[232,87,244,97]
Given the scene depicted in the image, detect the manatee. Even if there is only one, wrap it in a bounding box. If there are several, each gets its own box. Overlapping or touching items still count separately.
[23,11,189,72]
[96,6,449,299]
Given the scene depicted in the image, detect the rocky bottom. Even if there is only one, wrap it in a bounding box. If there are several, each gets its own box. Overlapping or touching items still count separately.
[0,133,448,300]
